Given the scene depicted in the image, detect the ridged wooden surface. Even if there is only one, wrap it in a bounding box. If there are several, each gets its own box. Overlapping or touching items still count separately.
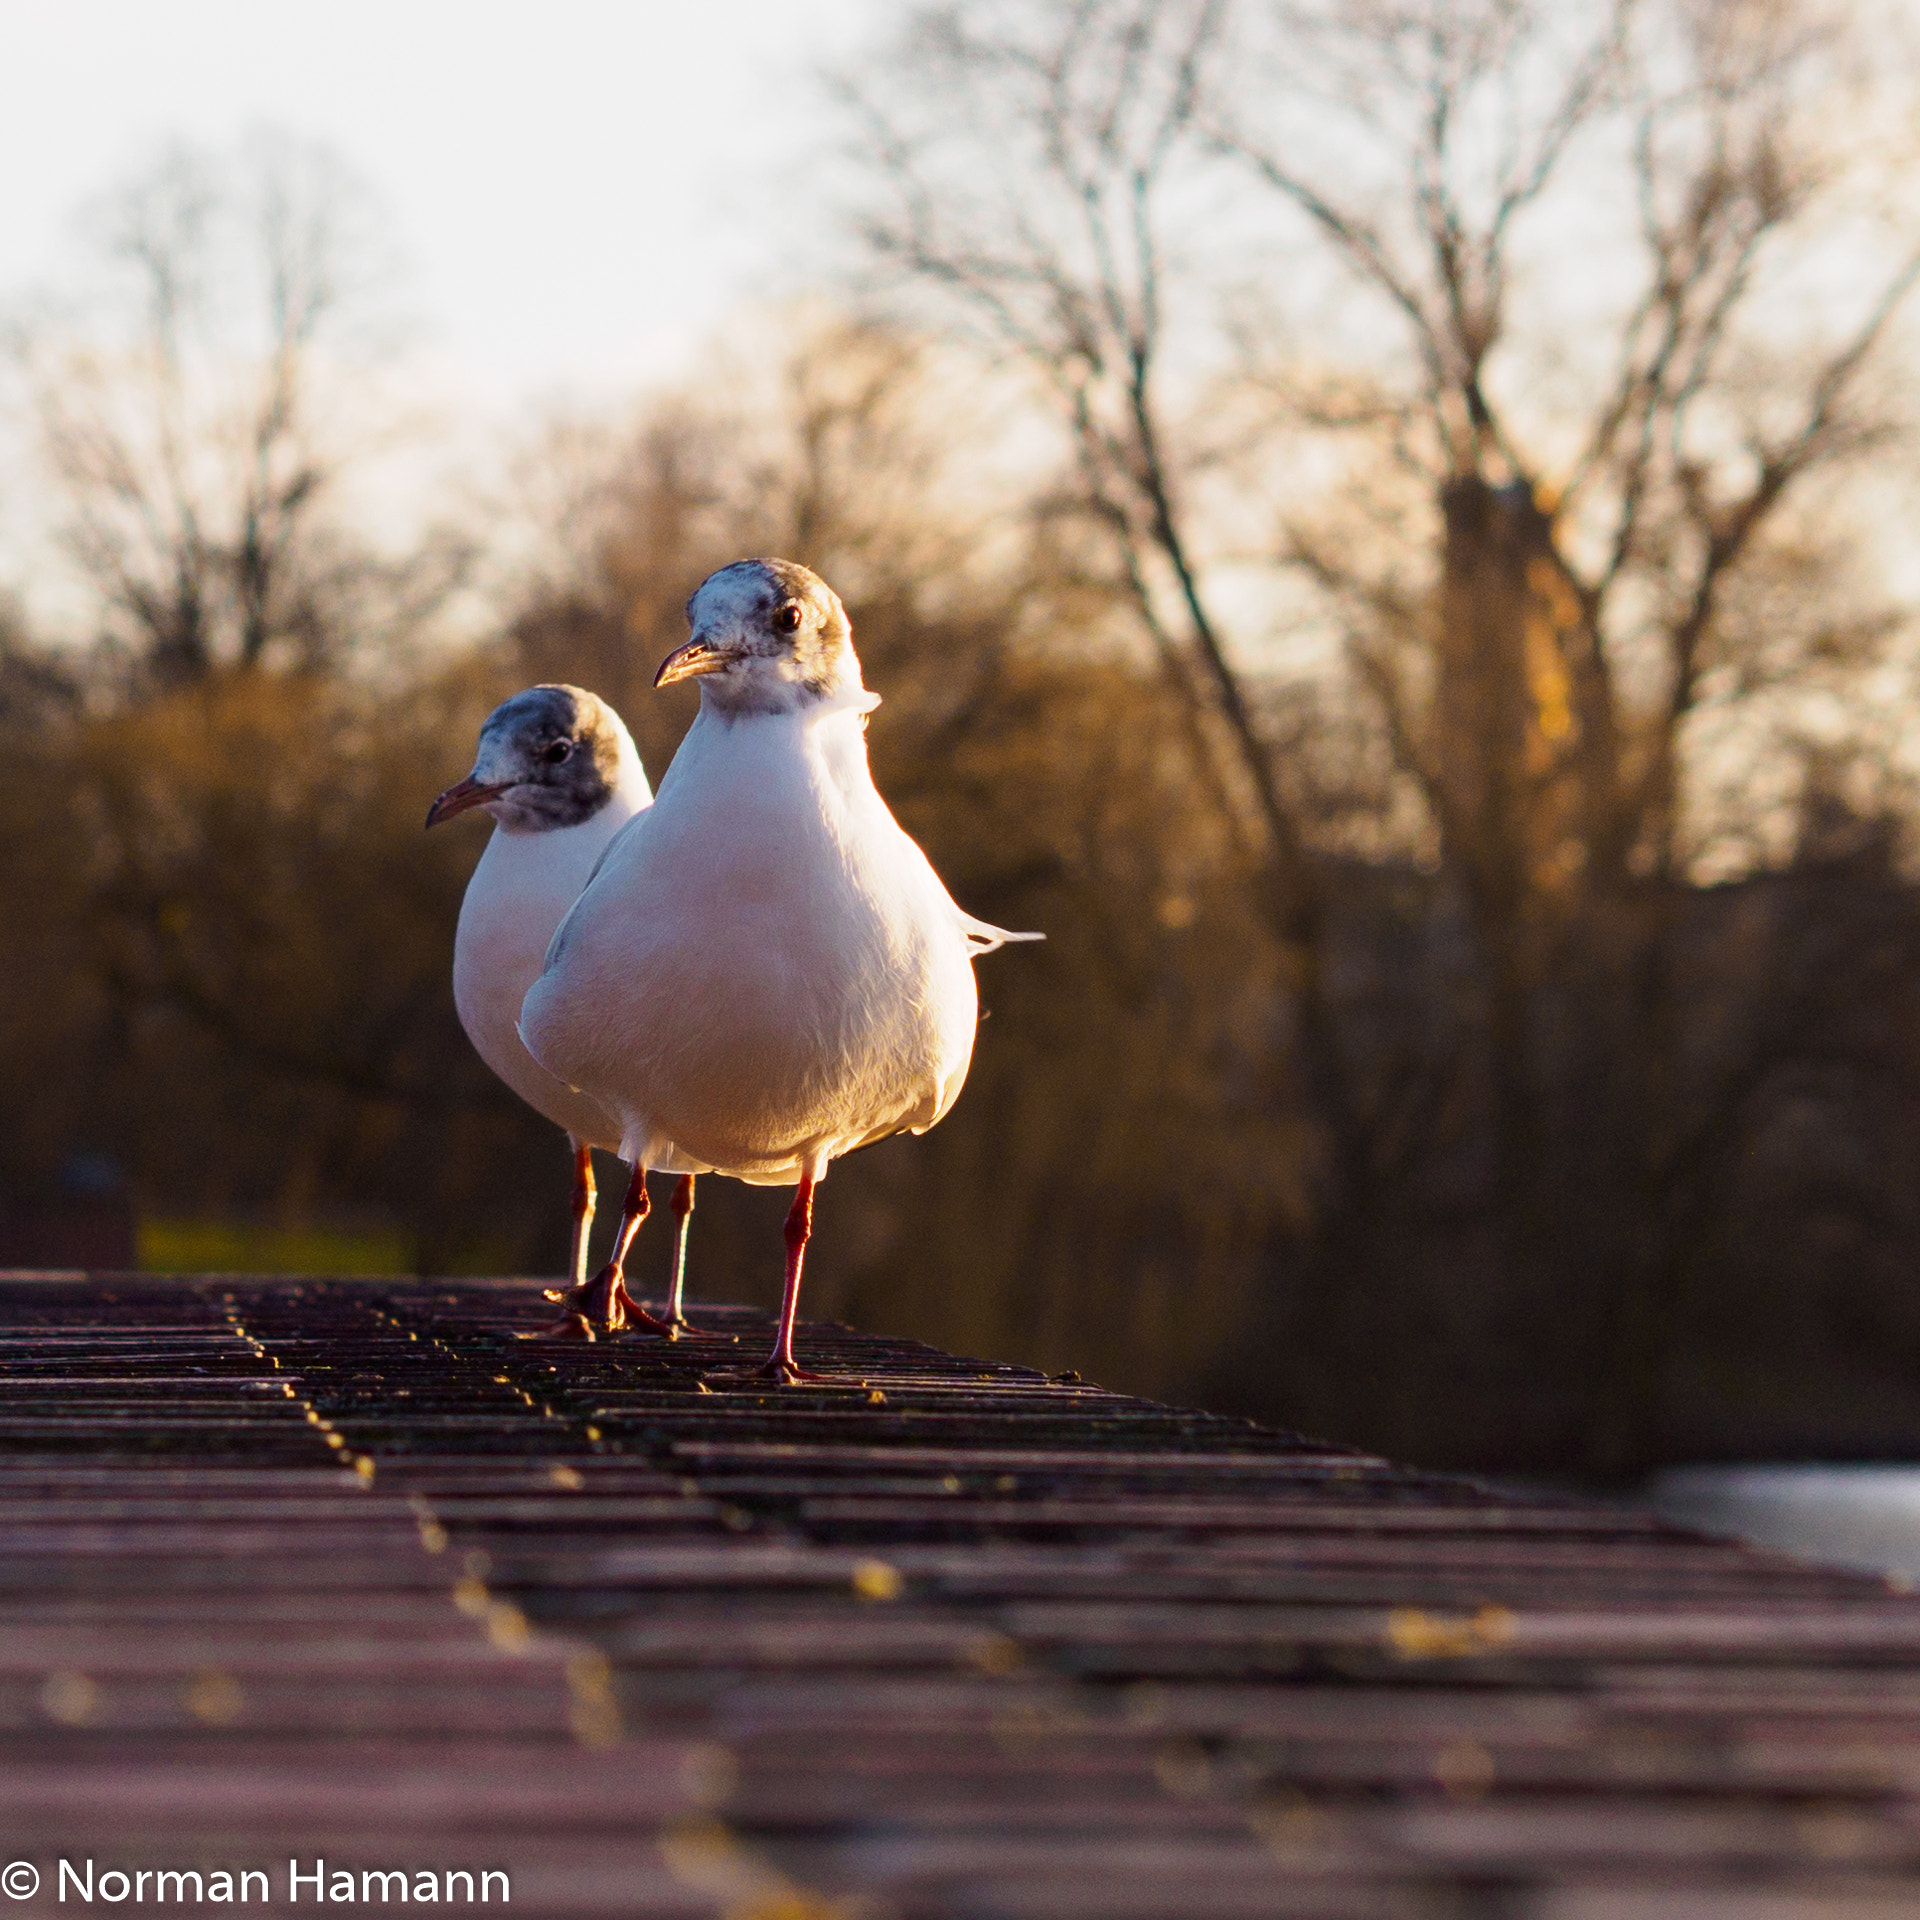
[4,1273,1920,1917]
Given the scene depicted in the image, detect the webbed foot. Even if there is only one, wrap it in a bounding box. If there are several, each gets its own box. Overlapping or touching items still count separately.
[542,1265,677,1337]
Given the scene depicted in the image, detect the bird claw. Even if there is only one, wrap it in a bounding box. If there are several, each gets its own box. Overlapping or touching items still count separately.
[620,1304,685,1338]
[648,1312,738,1345]
[540,1311,597,1342]
[711,1355,836,1387]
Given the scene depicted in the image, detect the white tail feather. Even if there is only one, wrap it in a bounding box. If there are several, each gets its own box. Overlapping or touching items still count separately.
[960,915,1045,956]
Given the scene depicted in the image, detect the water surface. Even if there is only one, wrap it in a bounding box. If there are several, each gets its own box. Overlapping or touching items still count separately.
[1649,1465,1920,1582]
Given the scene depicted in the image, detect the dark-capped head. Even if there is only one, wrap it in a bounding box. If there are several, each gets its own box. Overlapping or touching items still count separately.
[654,559,862,716]
[426,684,644,833]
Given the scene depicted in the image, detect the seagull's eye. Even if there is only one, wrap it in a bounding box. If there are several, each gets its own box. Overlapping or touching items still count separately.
[542,740,573,765]
[773,603,804,635]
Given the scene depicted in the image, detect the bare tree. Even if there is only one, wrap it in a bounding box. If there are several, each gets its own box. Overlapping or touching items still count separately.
[14,133,462,683]
[850,0,1920,1466]
[847,1,1385,1226]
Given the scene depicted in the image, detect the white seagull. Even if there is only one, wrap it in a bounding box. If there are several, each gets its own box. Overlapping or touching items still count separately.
[426,684,703,1337]
[519,559,1040,1382]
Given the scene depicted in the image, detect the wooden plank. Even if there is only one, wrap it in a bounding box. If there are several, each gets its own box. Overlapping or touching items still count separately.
[6,1270,1920,1919]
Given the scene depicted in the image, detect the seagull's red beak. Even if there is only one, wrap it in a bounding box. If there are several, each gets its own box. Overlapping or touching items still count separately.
[425,776,512,828]
[654,637,732,688]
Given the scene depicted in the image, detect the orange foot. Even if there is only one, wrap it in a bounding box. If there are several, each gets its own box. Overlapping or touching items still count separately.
[541,1265,678,1337]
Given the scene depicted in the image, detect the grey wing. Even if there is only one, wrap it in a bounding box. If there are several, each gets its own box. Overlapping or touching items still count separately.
[540,808,650,974]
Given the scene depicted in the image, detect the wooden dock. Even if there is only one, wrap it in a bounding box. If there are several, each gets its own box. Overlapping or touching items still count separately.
[5,1273,1920,1916]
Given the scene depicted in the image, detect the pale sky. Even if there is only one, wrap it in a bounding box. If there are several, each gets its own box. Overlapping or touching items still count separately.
[0,0,887,405]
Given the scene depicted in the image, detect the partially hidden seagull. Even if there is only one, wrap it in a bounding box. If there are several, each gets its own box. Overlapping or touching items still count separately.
[519,560,1040,1383]
[426,684,703,1338]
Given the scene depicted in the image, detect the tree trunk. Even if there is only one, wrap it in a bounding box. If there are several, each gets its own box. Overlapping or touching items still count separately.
[1435,477,1559,1240]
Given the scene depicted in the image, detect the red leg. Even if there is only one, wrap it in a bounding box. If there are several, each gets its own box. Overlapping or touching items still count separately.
[667,1175,696,1321]
[646,1173,728,1341]
[748,1170,830,1384]
[543,1165,677,1337]
[566,1138,596,1289]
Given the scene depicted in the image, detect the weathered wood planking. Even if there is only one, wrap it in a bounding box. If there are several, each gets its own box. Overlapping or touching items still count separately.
[4,1272,1920,1917]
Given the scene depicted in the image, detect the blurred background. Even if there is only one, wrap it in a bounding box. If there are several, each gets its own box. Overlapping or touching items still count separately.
[5,0,1920,1483]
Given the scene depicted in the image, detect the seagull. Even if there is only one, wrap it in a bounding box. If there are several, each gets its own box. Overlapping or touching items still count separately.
[426,684,704,1338]
[519,560,1040,1382]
